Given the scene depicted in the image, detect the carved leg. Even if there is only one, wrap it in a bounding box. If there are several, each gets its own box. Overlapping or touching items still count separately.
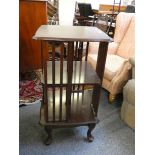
[109,93,116,103]
[44,125,52,145]
[87,123,96,142]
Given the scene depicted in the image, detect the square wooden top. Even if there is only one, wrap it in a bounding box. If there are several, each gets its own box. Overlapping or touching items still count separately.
[33,25,113,42]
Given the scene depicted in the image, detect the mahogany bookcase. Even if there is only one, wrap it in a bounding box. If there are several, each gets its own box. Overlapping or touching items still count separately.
[33,25,112,145]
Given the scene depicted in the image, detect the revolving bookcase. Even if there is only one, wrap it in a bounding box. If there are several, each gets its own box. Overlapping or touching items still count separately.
[33,25,112,145]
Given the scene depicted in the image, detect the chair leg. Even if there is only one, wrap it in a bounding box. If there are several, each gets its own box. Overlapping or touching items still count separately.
[109,93,116,103]
[87,123,96,142]
[44,125,52,145]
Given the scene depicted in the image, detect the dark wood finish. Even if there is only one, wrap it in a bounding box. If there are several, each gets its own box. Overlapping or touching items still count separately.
[19,0,48,72]
[44,125,52,145]
[87,123,96,142]
[75,41,78,60]
[66,42,74,120]
[92,85,101,117]
[44,90,96,123]
[99,4,126,12]
[41,61,101,85]
[33,26,110,144]
[33,25,112,42]
[43,60,48,122]
[59,43,64,121]
[52,44,56,121]
[96,42,109,80]
[85,42,89,61]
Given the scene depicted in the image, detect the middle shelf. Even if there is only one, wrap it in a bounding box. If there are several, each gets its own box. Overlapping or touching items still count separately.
[41,61,101,85]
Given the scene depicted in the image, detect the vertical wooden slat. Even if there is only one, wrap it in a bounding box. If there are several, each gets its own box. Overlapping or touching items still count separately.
[92,41,109,116]
[60,42,64,83]
[77,84,80,98]
[52,43,56,121]
[42,41,48,122]
[78,42,83,60]
[41,40,44,109]
[59,42,64,121]
[72,60,77,94]
[75,41,78,60]
[41,41,44,73]
[81,85,85,104]
[79,61,82,84]
[82,85,84,93]
[66,41,74,120]
[92,85,100,116]
[44,61,48,122]
[85,42,89,61]
[96,42,109,80]
[78,61,82,98]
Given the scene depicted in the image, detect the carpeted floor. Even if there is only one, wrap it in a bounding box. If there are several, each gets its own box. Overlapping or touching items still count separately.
[19,88,135,155]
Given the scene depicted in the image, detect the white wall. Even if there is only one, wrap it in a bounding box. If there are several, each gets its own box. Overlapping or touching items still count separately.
[85,0,115,9]
[59,0,76,25]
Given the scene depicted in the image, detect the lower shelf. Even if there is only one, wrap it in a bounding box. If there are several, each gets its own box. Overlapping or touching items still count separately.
[40,89,98,126]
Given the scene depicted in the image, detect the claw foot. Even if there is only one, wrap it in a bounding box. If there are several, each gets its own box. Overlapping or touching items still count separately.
[87,133,94,142]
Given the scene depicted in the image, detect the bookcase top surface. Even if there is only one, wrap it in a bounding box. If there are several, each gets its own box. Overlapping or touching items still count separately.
[33,25,113,42]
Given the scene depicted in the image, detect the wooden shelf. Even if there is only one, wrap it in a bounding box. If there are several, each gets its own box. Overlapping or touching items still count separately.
[33,25,113,42]
[41,61,101,85]
[40,89,97,125]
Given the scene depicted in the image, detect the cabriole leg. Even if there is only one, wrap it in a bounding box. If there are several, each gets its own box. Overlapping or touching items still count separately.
[44,125,52,145]
[109,93,116,103]
[87,123,96,142]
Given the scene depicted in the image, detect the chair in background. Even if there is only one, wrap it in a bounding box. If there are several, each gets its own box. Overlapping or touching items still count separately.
[77,3,95,26]
[73,3,95,61]
[95,14,112,33]
[87,12,135,102]
[125,5,135,13]
[78,3,94,18]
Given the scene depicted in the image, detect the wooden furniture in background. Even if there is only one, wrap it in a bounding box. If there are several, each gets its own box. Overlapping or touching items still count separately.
[97,3,127,38]
[47,1,57,17]
[33,25,112,145]
[19,0,49,72]
[99,4,126,12]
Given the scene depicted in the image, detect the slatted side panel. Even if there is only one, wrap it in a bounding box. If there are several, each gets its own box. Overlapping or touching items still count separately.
[44,41,92,122]
[74,41,89,61]
[47,42,67,122]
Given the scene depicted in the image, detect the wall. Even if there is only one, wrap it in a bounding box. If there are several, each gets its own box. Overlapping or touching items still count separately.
[59,0,76,25]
